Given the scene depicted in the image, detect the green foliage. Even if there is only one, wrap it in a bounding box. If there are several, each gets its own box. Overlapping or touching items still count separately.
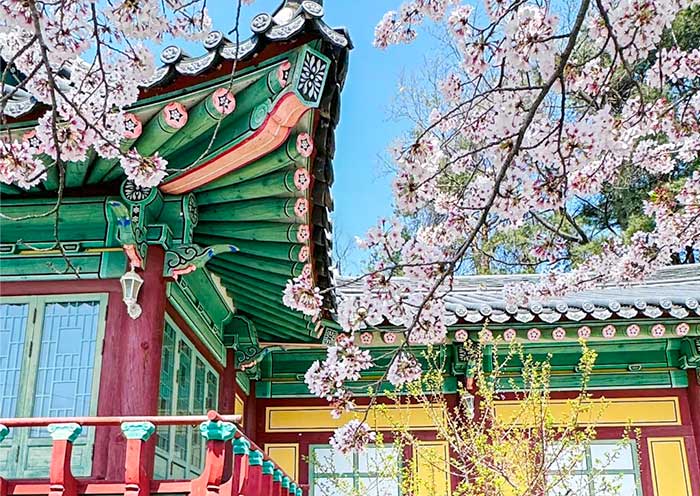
[317,338,636,496]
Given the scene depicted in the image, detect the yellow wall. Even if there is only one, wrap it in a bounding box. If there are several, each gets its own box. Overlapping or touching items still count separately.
[413,441,451,496]
[265,404,444,432]
[235,393,245,427]
[647,437,693,496]
[494,397,681,427]
[265,443,299,480]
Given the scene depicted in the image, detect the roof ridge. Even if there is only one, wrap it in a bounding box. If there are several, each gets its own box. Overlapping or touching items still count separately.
[2,0,350,119]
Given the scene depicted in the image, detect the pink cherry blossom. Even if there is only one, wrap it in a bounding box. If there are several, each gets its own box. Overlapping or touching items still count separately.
[119,151,168,188]
[283,275,323,318]
[304,334,373,417]
[330,420,376,455]
[387,351,423,386]
[0,140,47,190]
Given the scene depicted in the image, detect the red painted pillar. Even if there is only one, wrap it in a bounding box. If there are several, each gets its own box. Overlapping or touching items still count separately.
[220,349,237,415]
[97,247,168,479]
[244,381,257,441]
[687,369,700,471]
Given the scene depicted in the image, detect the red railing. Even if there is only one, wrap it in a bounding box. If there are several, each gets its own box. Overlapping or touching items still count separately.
[0,411,302,496]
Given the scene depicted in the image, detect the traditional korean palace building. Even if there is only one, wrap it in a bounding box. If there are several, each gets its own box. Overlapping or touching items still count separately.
[1,2,700,496]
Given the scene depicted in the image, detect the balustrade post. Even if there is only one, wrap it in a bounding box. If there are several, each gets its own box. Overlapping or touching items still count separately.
[289,482,297,496]
[121,422,156,496]
[261,460,275,496]
[272,469,283,496]
[0,425,8,496]
[47,423,82,496]
[243,450,264,495]
[232,436,251,495]
[191,419,236,496]
[281,475,290,496]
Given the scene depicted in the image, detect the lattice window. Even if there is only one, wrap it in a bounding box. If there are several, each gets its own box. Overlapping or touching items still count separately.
[0,295,106,478]
[310,445,401,496]
[154,319,220,480]
[546,441,642,496]
[0,304,28,421]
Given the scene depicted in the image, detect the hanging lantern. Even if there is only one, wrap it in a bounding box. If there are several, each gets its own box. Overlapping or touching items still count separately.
[120,266,144,319]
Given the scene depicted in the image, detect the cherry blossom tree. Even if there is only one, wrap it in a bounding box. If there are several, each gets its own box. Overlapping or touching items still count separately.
[283,0,700,454]
[0,0,262,195]
[312,342,636,496]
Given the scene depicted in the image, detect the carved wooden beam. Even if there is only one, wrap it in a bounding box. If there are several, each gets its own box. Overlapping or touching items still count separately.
[160,92,310,194]
[163,243,239,278]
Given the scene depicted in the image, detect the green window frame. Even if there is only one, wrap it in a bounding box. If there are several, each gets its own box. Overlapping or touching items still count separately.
[309,444,401,496]
[154,316,220,480]
[0,294,107,478]
[547,440,643,496]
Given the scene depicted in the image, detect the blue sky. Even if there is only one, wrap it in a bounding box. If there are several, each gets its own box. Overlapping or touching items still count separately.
[201,1,437,274]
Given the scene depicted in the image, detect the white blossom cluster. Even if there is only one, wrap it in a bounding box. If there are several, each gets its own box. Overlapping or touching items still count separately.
[0,0,223,189]
[387,350,423,386]
[282,273,324,317]
[329,419,376,455]
[304,334,374,418]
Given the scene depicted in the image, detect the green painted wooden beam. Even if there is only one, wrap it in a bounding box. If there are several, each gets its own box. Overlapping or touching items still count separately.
[134,101,190,158]
[209,260,294,286]
[233,298,312,332]
[160,67,288,174]
[231,290,314,325]
[197,196,303,224]
[65,153,95,189]
[216,274,289,304]
[0,183,25,195]
[86,114,143,185]
[41,160,59,191]
[196,221,302,243]
[236,307,312,339]
[194,236,305,263]
[0,199,108,243]
[196,169,303,205]
[155,87,237,159]
[0,253,104,279]
[215,252,304,278]
[254,320,315,342]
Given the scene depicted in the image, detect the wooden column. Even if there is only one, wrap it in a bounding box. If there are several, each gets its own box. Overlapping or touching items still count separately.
[244,381,257,440]
[102,247,168,479]
[687,369,700,469]
[218,350,237,479]
[219,349,237,415]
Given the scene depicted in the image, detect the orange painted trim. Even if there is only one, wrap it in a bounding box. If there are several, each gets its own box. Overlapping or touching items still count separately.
[160,93,310,194]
